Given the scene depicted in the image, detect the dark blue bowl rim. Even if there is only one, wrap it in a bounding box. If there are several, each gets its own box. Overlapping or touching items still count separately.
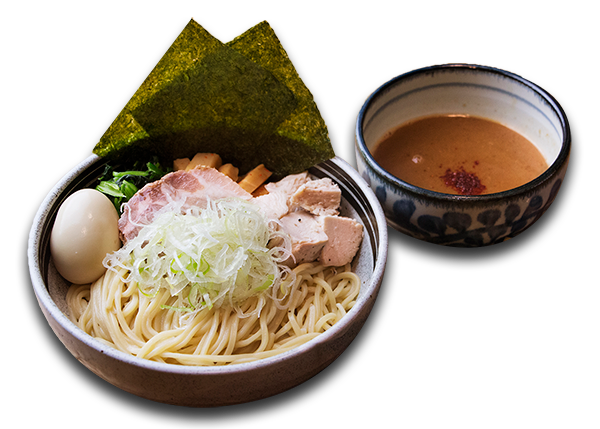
[355,63,571,202]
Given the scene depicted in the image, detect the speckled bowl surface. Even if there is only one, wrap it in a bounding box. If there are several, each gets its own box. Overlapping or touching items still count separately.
[28,155,387,407]
[355,64,570,247]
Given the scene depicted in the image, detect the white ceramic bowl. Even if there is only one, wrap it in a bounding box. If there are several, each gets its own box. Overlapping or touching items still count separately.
[28,154,387,407]
[355,64,570,247]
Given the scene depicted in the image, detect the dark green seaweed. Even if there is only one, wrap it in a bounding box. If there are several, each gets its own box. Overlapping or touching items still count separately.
[93,19,334,179]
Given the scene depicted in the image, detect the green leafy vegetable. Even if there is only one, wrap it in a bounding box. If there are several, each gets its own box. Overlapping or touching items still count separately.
[96,159,171,213]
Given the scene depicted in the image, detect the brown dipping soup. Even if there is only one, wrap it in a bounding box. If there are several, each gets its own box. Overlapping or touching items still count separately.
[372,115,548,195]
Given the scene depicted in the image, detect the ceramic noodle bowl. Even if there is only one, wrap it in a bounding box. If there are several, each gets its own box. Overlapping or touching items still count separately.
[355,64,570,247]
[28,155,387,407]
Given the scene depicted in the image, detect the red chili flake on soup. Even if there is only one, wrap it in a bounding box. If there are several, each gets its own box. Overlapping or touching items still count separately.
[440,167,486,195]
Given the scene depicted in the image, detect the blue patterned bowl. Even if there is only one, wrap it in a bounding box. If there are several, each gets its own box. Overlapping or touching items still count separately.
[355,64,570,247]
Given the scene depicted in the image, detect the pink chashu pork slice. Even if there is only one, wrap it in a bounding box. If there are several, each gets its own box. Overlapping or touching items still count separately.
[118,166,252,242]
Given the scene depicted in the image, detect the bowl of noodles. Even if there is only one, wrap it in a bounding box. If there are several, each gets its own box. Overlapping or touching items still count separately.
[28,154,388,407]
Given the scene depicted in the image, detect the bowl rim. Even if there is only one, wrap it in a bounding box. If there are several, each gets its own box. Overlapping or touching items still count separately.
[355,63,571,202]
[28,154,388,377]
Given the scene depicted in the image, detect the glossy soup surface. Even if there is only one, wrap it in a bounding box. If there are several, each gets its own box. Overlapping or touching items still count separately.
[372,115,548,195]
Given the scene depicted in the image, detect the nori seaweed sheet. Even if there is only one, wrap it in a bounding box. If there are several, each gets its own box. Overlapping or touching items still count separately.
[93,19,334,178]
[95,20,220,158]
[133,47,296,135]
[227,21,333,168]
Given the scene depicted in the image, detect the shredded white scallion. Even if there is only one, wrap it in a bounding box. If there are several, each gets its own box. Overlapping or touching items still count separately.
[104,198,294,317]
